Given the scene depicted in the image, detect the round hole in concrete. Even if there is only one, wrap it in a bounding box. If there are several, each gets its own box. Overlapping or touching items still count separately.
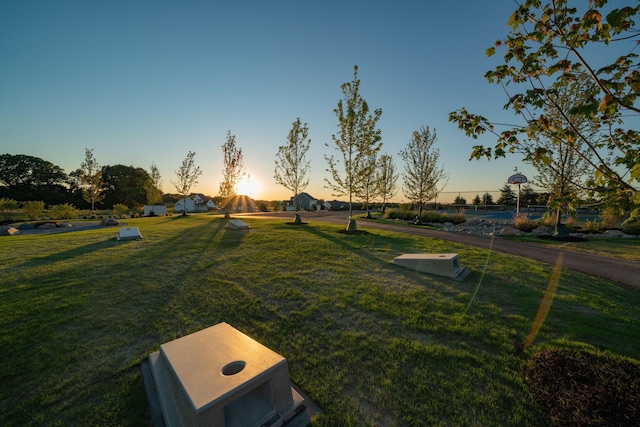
[221,360,246,376]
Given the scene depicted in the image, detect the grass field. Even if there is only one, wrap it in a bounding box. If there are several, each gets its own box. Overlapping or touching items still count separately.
[1,215,639,426]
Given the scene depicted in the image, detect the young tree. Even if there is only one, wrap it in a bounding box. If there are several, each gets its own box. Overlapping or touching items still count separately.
[449,1,640,220]
[375,153,398,213]
[325,65,382,231]
[274,118,311,217]
[146,162,163,205]
[354,151,378,218]
[399,126,448,221]
[79,148,107,216]
[497,184,517,206]
[218,131,245,199]
[472,194,482,206]
[171,151,202,215]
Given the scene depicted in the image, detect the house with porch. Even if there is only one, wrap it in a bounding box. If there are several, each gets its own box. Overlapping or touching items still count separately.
[174,194,217,213]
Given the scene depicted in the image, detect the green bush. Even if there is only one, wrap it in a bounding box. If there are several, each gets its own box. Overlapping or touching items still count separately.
[581,219,601,234]
[600,207,622,229]
[0,198,19,221]
[514,213,536,232]
[112,204,129,218]
[49,204,77,220]
[22,201,45,221]
[622,221,640,236]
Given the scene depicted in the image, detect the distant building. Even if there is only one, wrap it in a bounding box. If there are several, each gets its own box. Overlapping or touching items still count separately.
[174,194,217,213]
[289,192,318,210]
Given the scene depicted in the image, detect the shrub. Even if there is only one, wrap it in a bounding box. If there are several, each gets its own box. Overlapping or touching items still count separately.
[49,204,77,220]
[540,210,558,227]
[22,201,45,221]
[622,220,640,236]
[513,213,536,232]
[112,204,129,218]
[0,198,19,221]
[581,219,601,234]
[600,207,622,229]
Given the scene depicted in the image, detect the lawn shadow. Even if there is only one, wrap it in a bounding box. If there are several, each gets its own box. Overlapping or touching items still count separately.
[13,237,121,270]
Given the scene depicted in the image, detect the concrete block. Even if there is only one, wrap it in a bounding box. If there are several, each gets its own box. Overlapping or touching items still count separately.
[117,227,143,240]
[392,253,467,279]
[147,322,304,427]
[226,219,250,230]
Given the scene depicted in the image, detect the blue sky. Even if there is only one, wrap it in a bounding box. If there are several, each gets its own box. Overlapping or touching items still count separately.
[1,1,537,202]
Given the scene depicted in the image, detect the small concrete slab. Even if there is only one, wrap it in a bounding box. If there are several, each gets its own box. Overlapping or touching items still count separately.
[392,253,468,280]
[226,219,250,230]
[117,227,143,240]
[145,322,309,426]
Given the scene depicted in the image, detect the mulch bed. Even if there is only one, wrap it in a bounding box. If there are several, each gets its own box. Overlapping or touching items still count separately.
[525,348,640,426]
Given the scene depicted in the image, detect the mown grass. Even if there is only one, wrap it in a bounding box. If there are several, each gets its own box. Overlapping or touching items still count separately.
[1,215,639,426]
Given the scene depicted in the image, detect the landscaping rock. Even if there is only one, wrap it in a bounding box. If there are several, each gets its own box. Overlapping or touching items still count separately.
[499,226,523,236]
[37,222,58,229]
[600,229,625,238]
[101,218,119,226]
[0,227,20,236]
[531,225,554,236]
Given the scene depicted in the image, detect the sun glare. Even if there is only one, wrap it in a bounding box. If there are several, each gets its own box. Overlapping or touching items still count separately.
[235,176,260,198]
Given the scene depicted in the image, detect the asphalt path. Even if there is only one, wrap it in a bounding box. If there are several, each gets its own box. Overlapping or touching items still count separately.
[237,211,640,289]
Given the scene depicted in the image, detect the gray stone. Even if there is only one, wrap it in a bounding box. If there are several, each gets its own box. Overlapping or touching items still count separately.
[499,226,523,236]
[601,229,625,238]
[532,225,554,236]
[101,217,119,226]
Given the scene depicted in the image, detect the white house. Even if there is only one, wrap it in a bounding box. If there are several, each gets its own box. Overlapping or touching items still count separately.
[174,194,217,213]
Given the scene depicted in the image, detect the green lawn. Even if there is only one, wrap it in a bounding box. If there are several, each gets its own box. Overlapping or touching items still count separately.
[1,215,639,426]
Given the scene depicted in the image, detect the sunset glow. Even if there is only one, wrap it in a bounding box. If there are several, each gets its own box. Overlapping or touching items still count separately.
[235,176,260,198]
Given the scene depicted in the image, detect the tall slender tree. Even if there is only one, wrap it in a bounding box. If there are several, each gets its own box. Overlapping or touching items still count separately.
[218,131,245,199]
[325,65,382,231]
[353,151,378,218]
[274,118,311,220]
[79,148,107,216]
[145,162,163,205]
[375,153,398,213]
[399,126,448,221]
[171,151,202,215]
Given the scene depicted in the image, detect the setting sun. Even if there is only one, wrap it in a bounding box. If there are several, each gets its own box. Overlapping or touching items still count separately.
[234,176,260,198]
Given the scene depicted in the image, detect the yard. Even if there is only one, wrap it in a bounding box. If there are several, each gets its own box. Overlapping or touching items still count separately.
[1,215,639,426]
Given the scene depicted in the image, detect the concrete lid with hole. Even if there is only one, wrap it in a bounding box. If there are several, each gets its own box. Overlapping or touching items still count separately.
[159,322,287,410]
